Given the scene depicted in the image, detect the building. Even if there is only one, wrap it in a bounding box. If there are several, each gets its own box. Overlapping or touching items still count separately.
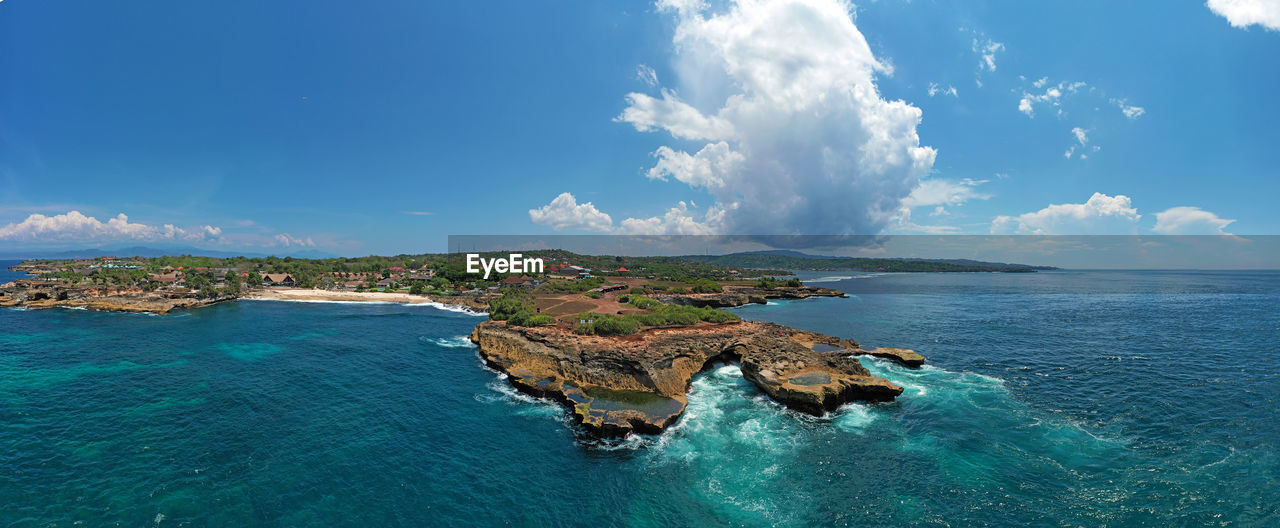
[501,275,537,289]
[262,273,295,286]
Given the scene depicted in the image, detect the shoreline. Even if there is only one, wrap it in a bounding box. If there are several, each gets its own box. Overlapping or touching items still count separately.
[240,288,491,314]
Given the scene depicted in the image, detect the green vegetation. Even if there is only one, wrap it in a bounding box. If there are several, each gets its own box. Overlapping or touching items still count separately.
[488,291,554,327]
[756,277,803,289]
[588,314,642,336]
[569,301,740,336]
[538,276,604,293]
[489,291,535,322]
[625,295,663,310]
[688,278,723,293]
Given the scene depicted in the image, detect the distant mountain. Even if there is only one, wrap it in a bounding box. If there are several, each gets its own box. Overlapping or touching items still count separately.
[683,251,1056,272]
[0,245,336,260]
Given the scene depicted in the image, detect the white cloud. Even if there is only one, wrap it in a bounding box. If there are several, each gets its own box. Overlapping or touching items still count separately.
[636,64,660,87]
[1072,127,1089,145]
[901,178,990,209]
[1108,97,1146,119]
[890,178,990,233]
[1152,206,1236,234]
[1207,0,1280,31]
[273,233,316,247]
[614,0,936,235]
[1018,81,1087,118]
[927,82,958,97]
[403,211,434,216]
[646,142,745,190]
[618,201,719,234]
[1064,127,1092,159]
[972,37,1005,72]
[616,89,735,141]
[0,211,223,243]
[991,192,1142,234]
[528,192,615,232]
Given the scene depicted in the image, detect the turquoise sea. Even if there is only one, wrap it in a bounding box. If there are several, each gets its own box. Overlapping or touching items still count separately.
[2,262,1278,526]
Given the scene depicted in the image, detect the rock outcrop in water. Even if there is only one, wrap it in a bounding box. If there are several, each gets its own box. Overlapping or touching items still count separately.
[469,320,909,436]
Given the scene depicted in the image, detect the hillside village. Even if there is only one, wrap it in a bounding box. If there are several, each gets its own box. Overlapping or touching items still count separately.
[4,251,783,310]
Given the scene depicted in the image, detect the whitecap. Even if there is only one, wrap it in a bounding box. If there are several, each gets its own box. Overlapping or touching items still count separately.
[406,302,488,316]
[804,275,853,283]
[833,404,877,432]
[427,335,476,349]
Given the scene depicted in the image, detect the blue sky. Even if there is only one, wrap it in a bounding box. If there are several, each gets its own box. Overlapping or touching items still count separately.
[2,0,1279,255]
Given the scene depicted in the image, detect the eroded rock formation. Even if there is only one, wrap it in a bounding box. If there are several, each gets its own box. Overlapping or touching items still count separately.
[469,320,914,436]
[656,285,845,308]
[0,279,233,314]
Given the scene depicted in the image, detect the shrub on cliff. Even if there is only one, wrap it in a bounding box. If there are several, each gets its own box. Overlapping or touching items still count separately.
[490,291,535,321]
[689,279,723,293]
[627,296,663,310]
[590,314,642,336]
[509,312,554,327]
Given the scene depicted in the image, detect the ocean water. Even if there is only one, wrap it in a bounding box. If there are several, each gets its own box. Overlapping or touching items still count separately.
[2,263,1278,526]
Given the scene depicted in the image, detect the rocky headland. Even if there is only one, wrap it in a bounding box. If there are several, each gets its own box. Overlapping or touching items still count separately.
[469,319,922,437]
[0,279,235,314]
[656,285,846,308]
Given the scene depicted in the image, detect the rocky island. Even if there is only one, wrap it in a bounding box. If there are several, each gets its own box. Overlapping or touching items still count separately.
[471,312,923,437]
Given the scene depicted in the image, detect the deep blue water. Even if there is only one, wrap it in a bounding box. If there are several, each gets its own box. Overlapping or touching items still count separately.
[2,263,1278,526]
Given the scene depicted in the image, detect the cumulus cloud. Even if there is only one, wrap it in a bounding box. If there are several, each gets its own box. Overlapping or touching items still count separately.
[1207,0,1280,30]
[0,211,223,243]
[991,193,1142,234]
[528,192,615,232]
[1152,206,1236,234]
[618,201,719,234]
[606,0,936,236]
[645,142,744,189]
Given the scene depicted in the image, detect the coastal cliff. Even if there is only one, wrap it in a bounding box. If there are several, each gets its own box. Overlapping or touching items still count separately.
[470,320,910,436]
[0,279,234,314]
[656,285,845,308]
